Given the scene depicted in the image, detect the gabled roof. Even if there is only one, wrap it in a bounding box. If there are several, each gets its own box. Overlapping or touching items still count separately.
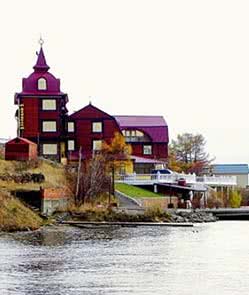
[114,115,168,143]
[6,137,37,145]
[212,164,249,175]
[70,103,117,121]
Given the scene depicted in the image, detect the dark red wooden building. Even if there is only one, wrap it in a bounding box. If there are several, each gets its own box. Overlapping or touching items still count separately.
[5,137,37,161]
[67,104,121,160]
[114,116,168,158]
[14,45,68,161]
[13,44,169,168]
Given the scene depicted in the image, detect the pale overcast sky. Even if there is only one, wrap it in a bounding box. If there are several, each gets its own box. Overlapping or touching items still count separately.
[0,0,249,164]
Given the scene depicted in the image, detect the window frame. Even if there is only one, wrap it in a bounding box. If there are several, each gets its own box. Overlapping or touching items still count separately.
[42,143,58,155]
[143,144,152,155]
[42,120,57,133]
[41,99,57,111]
[92,121,103,133]
[67,121,75,133]
[67,140,75,151]
[92,139,102,151]
[38,77,47,90]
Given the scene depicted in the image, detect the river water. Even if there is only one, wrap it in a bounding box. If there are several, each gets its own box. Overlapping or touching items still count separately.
[0,221,249,295]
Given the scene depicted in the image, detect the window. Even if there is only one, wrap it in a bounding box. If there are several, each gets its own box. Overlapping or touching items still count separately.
[42,144,57,155]
[123,129,150,142]
[68,140,75,151]
[92,122,102,133]
[38,78,47,90]
[42,99,56,110]
[93,140,102,151]
[143,145,152,155]
[42,121,57,132]
[67,122,75,132]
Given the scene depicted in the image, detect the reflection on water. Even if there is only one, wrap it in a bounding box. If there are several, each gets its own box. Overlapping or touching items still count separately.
[0,222,249,294]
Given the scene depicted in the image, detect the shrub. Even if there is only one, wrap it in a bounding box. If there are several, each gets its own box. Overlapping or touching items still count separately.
[207,191,224,208]
[229,190,242,208]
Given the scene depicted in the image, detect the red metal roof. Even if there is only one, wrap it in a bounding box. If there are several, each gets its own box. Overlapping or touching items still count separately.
[6,137,37,145]
[33,47,50,72]
[114,116,169,142]
[115,115,167,127]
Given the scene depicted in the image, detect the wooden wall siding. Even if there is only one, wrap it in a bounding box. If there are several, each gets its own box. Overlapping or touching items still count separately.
[19,96,67,153]
[69,105,121,158]
[21,97,39,138]
[129,143,168,159]
[5,140,37,161]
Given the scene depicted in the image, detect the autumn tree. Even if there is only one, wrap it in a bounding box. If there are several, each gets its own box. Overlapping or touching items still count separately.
[77,132,131,205]
[168,133,212,175]
[102,132,132,194]
[77,153,111,204]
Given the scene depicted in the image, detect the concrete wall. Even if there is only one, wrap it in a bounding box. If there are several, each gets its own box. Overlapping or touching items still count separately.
[41,187,72,215]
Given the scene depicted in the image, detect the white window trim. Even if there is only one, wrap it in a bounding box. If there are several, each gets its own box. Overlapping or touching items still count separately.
[42,144,58,155]
[42,121,57,132]
[68,140,75,151]
[93,140,102,151]
[42,99,56,111]
[67,122,75,132]
[143,145,152,155]
[38,78,47,90]
[92,122,102,133]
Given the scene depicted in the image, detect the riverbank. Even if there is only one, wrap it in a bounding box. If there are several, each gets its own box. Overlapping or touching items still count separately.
[54,206,217,224]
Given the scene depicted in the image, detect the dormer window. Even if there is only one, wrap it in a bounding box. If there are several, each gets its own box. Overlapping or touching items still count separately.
[38,78,47,90]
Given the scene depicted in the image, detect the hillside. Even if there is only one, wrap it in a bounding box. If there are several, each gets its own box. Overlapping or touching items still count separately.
[0,191,42,231]
[0,159,72,191]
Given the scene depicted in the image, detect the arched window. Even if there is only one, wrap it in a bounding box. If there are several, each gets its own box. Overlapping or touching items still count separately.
[38,78,47,90]
[122,129,150,142]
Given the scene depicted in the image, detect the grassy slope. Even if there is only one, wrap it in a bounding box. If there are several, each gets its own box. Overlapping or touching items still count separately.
[115,183,164,198]
[0,159,71,231]
[0,159,70,191]
[0,191,42,231]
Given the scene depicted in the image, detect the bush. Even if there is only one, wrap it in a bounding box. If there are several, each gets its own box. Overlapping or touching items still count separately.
[229,190,242,208]
[207,191,224,208]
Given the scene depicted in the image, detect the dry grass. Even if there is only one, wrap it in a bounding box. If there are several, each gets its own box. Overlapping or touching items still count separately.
[63,201,171,222]
[0,191,42,231]
[0,159,70,191]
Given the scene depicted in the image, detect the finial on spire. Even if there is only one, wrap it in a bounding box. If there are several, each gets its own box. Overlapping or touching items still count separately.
[39,35,44,47]
[33,38,50,72]
[89,96,92,105]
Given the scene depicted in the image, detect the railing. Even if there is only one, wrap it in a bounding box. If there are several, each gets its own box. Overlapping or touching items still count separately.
[196,175,237,186]
[116,172,237,186]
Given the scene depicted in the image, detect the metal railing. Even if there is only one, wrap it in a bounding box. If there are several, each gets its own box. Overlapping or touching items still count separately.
[116,172,237,186]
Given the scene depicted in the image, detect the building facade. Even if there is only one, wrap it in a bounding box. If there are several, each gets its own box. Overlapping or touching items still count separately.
[14,45,169,171]
[66,104,121,160]
[14,46,68,161]
[212,164,249,188]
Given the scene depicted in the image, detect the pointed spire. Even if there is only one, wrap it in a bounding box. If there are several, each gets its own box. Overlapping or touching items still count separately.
[33,38,50,72]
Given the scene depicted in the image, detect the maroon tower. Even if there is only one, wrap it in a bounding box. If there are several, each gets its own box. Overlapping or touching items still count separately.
[14,43,69,161]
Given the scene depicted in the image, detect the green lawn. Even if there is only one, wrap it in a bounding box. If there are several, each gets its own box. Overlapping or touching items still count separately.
[115,183,164,198]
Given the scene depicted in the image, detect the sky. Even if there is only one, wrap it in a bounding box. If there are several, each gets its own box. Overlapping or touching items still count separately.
[0,0,249,164]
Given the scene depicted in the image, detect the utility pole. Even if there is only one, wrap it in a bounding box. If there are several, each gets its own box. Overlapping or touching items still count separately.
[76,146,82,205]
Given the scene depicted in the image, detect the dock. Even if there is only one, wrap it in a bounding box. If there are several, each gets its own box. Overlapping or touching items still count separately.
[61,221,194,227]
